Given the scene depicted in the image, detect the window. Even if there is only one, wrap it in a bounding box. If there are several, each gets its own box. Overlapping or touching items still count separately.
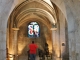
[28,22,40,38]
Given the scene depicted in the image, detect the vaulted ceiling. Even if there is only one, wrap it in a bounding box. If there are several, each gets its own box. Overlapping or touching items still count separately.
[9,0,58,29]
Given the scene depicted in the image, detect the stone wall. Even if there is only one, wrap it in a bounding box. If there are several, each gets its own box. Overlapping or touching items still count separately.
[52,0,80,60]
[0,0,13,60]
[64,0,80,60]
[0,0,80,60]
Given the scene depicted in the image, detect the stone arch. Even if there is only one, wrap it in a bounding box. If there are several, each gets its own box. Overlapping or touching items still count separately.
[6,0,69,59]
[7,0,56,60]
[51,0,67,19]
[50,0,69,59]
[9,0,57,28]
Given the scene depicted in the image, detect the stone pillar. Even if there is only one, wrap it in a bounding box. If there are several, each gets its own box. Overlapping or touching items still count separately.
[68,32,76,60]
[51,28,59,57]
[12,28,19,60]
[52,30,61,58]
[52,30,56,54]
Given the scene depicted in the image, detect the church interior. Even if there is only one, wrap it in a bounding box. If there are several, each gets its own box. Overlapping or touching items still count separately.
[0,0,80,60]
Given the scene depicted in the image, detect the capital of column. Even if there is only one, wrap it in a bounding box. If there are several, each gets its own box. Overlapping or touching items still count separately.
[50,28,57,30]
[12,28,19,31]
[50,23,57,30]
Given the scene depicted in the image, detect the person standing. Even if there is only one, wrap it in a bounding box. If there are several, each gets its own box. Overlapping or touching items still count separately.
[29,41,38,60]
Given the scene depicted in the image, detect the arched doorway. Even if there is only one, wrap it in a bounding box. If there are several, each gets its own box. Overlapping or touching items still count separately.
[7,0,69,60]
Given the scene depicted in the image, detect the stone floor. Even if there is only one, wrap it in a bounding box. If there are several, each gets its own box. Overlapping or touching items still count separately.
[7,55,69,60]
[17,56,69,60]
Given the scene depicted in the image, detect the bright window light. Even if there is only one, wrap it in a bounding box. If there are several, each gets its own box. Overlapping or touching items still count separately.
[43,0,53,7]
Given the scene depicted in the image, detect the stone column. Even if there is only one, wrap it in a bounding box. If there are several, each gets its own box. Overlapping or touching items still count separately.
[12,28,19,60]
[52,30,56,52]
[51,28,58,57]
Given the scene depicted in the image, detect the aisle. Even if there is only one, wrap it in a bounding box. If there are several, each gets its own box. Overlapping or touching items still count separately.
[7,55,68,60]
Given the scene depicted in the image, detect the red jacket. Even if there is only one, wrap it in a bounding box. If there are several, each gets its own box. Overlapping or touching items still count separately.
[29,44,38,54]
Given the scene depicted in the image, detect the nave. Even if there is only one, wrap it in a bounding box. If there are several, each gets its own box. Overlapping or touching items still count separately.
[18,55,67,60]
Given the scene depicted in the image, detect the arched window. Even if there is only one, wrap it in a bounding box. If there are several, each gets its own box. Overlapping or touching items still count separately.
[28,22,40,38]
